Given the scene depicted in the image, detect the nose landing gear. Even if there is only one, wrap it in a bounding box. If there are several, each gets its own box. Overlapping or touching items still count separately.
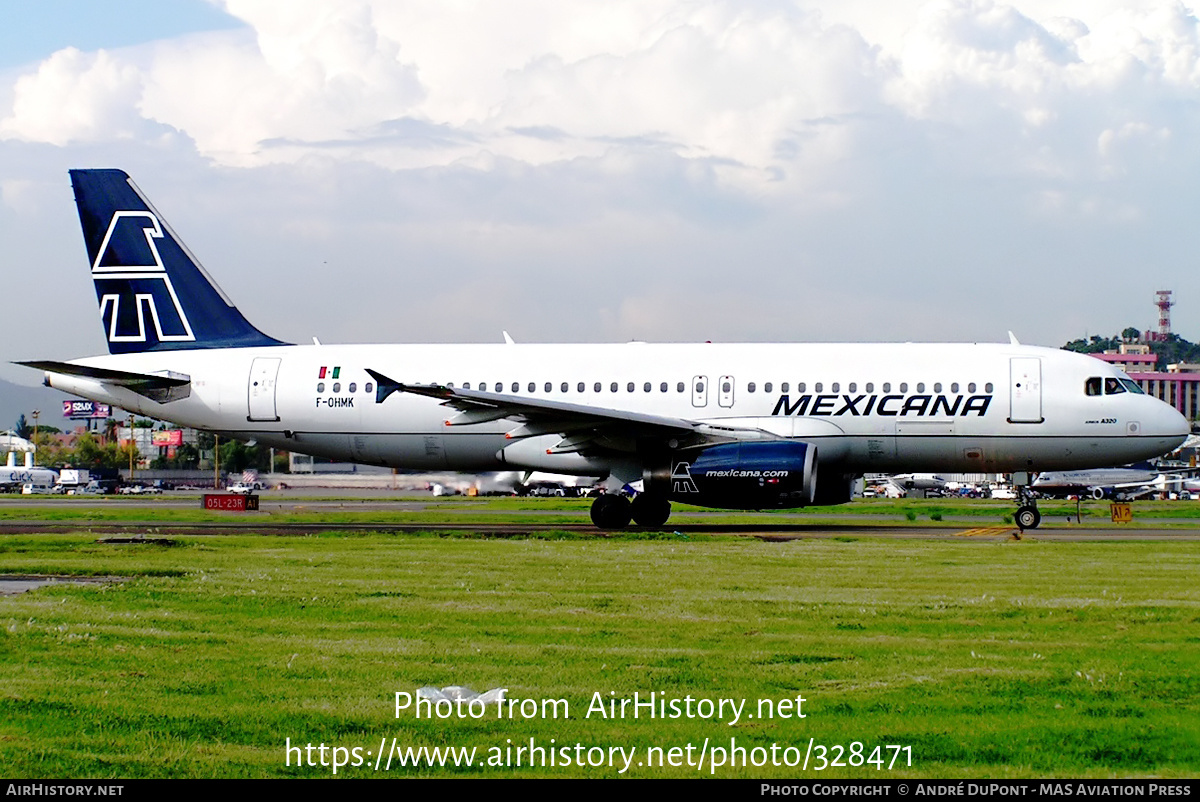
[1012,471,1041,531]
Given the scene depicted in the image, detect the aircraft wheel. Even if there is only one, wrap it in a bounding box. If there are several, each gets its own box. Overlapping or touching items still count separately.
[590,494,632,529]
[630,494,672,528]
[1015,505,1041,531]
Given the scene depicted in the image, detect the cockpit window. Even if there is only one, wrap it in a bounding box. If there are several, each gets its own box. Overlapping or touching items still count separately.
[1119,378,1145,394]
[1104,377,1126,395]
[1085,377,1102,396]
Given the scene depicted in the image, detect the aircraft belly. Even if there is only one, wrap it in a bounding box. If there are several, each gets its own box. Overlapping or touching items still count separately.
[442,433,510,471]
[271,433,446,469]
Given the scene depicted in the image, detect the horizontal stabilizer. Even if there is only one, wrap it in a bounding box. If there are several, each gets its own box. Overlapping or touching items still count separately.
[17,360,191,403]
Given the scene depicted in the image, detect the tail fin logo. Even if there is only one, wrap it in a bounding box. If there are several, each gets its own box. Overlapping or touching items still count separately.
[92,211,195,345]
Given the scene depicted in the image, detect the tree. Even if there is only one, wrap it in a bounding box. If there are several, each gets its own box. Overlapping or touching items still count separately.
[218,440,271,474]
[1122,326,1142,342]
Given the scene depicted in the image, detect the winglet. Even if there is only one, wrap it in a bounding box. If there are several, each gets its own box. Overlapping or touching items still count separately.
[1008,331,1020,345]
[366,369,405,404]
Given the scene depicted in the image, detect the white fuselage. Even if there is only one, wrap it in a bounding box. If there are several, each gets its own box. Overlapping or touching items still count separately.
[41,341,1190,477]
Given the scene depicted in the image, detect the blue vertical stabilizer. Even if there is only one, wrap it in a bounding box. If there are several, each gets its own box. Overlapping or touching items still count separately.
[70,169,286,354]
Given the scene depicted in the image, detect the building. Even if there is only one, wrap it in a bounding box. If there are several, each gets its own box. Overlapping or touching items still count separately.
[1092,345,1200,421]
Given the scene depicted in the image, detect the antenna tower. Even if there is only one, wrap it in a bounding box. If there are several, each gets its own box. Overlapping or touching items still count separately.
[1153,290,1174,342]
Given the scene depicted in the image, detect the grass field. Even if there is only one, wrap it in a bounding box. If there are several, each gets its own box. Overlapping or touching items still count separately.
[7,494,1200,526]
[1,525,1199,778]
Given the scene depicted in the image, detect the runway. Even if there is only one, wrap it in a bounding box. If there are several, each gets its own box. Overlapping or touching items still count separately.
[2,492,1198,540]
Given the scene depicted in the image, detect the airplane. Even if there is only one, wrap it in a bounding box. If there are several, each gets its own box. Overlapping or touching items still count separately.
[1031,463,1192,500]
[2,451,60,493]
[16,169,1192,530]
[887,472,948,496]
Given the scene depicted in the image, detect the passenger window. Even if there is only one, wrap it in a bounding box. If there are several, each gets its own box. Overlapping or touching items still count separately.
[644,382,651,392]
[545,382,552,392]
[512,382,519,393]
[660,382,667,392]
[831,382,839,393]
[677,382,685,392]
[781,382,790,393]
[628,382,635,392]
[968,383,976,393]
[578,382,585,392]
[349,382,357,393]
[933,383,940,393]
[332,383,341,393]
[317,382,325,393]
[815,383,823,393]
[848,383,856,393]
[882,383,890,392]
[916,383,925,393]
[561,382,569,392]
[529,382,536,393]
[462,382,470,390]
[899,383,908,393]
[611,382,619,392]
[985,383,993,393]
[764,382,773,393]
[951,383,959,393]
[365,382,373,393]
[1105,378,1125,395]
[595,382,602,392]
[494,382,502,392]
[748,382,756,393]
[865,383,874,392]
[798,383,806,392]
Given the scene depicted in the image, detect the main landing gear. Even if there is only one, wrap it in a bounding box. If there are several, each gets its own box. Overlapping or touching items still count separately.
[1012,471,1041,531]
[589,493,672,529]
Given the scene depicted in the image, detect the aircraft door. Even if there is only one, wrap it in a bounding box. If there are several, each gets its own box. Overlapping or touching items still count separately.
[1009,357,1043,423]
[718,375,735,408]
[247,357,281,422]
[691,376,708,408]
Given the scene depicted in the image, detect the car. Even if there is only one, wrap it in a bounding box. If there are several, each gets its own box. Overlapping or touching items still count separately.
[227,482,262,494]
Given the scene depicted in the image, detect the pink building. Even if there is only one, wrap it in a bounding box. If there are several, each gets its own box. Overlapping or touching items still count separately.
[1090,352,1200,420]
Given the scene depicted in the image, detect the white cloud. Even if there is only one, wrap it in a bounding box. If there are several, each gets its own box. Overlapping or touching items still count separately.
[0,47,150,145]
[4,0,1200,366]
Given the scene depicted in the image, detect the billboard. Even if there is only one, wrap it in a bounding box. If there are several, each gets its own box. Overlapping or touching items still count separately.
[151,430,185,447]
[62,401,111,419]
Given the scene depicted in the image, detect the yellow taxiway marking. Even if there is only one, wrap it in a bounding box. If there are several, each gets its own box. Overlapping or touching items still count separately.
[954,527,1015,537]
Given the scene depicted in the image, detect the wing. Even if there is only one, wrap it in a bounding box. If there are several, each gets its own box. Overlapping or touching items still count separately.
[17,360,191,403]
[366,369,763,454]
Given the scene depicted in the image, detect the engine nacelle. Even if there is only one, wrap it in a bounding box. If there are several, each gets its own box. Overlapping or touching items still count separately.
[662,441,817,509]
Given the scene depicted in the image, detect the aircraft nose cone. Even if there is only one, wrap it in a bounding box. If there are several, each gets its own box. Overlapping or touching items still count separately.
[1157,402,1191,442]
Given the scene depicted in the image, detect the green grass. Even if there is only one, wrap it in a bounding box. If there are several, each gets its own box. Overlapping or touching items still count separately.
[1,532,1198,778]
[6,495,1200,527]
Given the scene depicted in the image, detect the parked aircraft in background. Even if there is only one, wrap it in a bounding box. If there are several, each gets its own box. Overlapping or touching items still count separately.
[888,473,948,496]
[2,451,59,493]
[17,170,1192,529]
[1032,463,1192,500]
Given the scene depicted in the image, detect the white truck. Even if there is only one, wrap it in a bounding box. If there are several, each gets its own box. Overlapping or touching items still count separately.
[58,469,92,493]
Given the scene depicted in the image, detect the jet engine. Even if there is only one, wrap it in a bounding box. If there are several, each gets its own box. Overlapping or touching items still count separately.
[659,441,817,509]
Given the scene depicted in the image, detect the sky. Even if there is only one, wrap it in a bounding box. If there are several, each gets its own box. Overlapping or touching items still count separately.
[3,0,1200,392]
